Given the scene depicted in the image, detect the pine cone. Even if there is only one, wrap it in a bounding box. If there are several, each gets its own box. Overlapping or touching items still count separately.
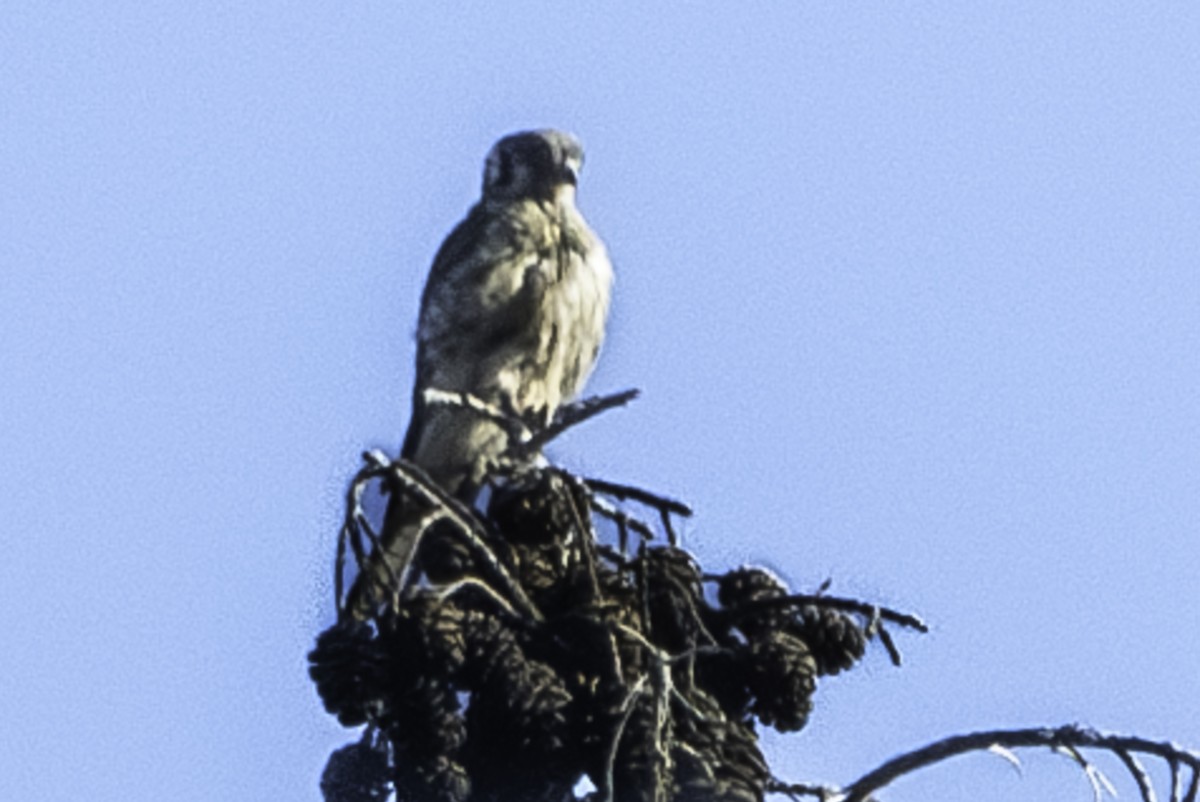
[462,621,576,801]
[792,605,867,676]
[716,568,790,638]
[644,546,705,654]
[672,689,768,802]
[746,631,817,733]
[308,622,391,727]
[487,469,577,546]
[320,733,392,802]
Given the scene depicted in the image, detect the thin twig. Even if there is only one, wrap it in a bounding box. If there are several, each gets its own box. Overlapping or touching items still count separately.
[863,607,881,638]
[334,519,348,613]
[1056,743,1116,802]
[582,476,693,518]
[648,647,673,802]
[1116,748,1159,802]
[336,461,390,613]
[725,592,928,634]
[636,542,652,640]
[765,779,835,801]
[516,388,640,457]
[598,676,649,802]
[336,469,369,611]
[434,577,518,618]
[612,622,678,802]
[354,510,405,610]
[596,543,634,569]
[580,470,690,543]
[345,520,368,597]
[589,495,657,543]
[660,508,678,546]
[557,470,605,605]
[876,626,902,667]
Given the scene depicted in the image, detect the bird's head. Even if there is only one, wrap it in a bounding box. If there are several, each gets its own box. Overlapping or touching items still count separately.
[482,129,585,204]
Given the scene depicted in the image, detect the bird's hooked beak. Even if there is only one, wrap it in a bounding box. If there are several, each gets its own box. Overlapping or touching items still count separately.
[552,157,580,205]
[559,163,579,187]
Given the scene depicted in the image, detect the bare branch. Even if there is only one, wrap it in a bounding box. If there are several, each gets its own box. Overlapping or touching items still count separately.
[384,457,543,623]
[334,458,393,615]
[724,591,928,634]
[985,743,1023,775]
[1053,743,1116,802]
[1116,748,1159,802]
[766,779,839,801]
[555,470,606,603]
[660,508,678,546]
[589,494,658,543]
[343,450,542,623]
[334,518,348,614]
[875,626,902,667]
[1168,756,1183,802]
[597,676,649,802]
[422,387,530,443]
[354,510,405,610]
[582,476,693,518]
[766,780,824,800]
[515,388,640,457]
[837,726,1200,802]
[433,577,518,618]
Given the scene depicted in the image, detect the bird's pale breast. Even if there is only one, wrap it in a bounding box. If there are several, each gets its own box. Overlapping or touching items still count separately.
[409,196,612,491]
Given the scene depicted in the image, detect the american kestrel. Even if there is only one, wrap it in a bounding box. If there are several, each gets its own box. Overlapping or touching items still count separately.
[346,129,613,618]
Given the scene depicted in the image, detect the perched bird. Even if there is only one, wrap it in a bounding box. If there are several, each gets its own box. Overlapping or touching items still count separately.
[345,129,613,619]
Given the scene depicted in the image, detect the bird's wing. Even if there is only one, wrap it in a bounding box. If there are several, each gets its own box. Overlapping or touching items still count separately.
[401,202,544,460]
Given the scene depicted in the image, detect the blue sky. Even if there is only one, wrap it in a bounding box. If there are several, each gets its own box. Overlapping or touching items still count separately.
[3,3,1198,801]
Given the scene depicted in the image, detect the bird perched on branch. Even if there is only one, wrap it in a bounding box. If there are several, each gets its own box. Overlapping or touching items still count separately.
[345,129,613,620]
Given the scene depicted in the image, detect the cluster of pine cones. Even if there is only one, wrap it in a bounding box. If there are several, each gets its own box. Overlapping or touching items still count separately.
[310,468,870,802]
